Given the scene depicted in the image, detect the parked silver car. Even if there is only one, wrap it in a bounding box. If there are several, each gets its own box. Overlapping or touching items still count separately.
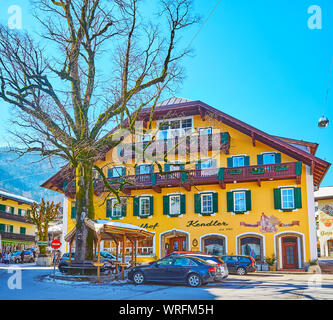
[11,250,34,263]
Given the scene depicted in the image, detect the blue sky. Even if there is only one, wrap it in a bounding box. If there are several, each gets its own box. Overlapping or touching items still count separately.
[0,0,332,186]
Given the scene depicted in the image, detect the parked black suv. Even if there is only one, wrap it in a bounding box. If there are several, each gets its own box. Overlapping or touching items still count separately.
[220,255,256,275]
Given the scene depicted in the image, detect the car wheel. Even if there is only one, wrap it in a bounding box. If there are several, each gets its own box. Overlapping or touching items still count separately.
[237,267,246,276]
[133,271,145,285]
[187,273,202,287]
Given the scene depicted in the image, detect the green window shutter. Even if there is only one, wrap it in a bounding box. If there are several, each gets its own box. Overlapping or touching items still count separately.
[275,153,281,164]
[212,193,218,213]
[227,192,234,212]
[10,207,14,214]
[18,209,22,216]
[149,196,154,216]
[164,164,170,172]
[20,227,26,235]
[245,190,252,211]
[257,154,263,165]
[274,188,282,210]
[121,200,127,217]
[180,194,186,214]
[71,202,76,219]
[221,132,230,145]
[163,196,169,215]
[294,187,302,209]
[295,162,302,175]
[133,197,139,216]
[194,194,201,213]
[227,157,233,168]
[0,204,5,211]
[0,224,4,231]
[106,199,112,218]
[218,168,224,181]
[244,156,250,166]
[150,173,156,185]
[107,168,113,178]
[10,225,13,233]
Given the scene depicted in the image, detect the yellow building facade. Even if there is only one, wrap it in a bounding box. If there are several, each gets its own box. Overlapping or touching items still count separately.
[43,98,330,270]
[314,187,333,257]
[0,189,36,251]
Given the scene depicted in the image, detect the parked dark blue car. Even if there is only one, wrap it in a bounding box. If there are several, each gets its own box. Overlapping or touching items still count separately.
[128,255,224,287]
[220,255,256,275]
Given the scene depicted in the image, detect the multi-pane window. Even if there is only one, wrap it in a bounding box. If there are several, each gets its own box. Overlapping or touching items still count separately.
[157,118,193,139]
[234,191,246,212]
[139,197,150,216]
[5,206,14,214]
[111,199,122,218]
[262,153,276,165]
[169,195,181,215]
[233,156,245,167]
[281,188,294,209]
[202,194,213,214]
[199,127,212,135]
[112,167,124,177]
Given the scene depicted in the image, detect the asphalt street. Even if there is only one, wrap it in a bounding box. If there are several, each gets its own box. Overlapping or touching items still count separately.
[1,264,333,300]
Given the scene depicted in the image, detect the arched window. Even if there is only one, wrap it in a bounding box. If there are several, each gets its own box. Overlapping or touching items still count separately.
[240,236,262,261]
[202,236,226,256]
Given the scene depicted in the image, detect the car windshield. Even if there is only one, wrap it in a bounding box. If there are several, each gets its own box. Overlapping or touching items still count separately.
[13,252,21,256]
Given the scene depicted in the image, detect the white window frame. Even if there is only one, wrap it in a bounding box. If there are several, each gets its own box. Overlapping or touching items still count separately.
[232,156,245,167]
[262,152,276,165]
[109,166,125,178]
[156,116,194,139]
[201,193,213,214]
[139,197,150,217]
[281,188,295,210]
[137,164,152,175]
[199,127,212,135]
[169,195,181,216]
[111,199,122,218]
[233,191,246,212]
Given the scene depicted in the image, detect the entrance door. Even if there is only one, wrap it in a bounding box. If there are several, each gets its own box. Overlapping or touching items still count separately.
[168,236,186,255]
[282,237,298,269]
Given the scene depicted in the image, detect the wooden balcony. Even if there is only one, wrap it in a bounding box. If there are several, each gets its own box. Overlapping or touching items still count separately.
[117,132,231,161]
[64,162,302,197]
[0,210,34,224]
[0,231,36,242]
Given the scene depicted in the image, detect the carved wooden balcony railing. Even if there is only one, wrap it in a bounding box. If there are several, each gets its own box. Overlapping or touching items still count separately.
[0,231,36,242]
[63,162,302,197]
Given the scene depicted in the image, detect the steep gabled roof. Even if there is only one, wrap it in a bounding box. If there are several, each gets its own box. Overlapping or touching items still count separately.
[41,99,330,190]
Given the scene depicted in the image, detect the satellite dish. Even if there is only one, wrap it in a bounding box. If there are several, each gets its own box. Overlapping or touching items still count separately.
[318,115,329,128]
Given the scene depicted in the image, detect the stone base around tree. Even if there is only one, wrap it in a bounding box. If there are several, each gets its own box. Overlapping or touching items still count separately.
[36,256,53,267]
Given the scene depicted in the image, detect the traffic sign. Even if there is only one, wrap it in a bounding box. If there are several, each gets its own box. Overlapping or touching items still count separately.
[51,239,61,249]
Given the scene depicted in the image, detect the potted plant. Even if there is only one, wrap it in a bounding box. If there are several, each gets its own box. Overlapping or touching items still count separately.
[306,259,320,273]
[265,255,277,271]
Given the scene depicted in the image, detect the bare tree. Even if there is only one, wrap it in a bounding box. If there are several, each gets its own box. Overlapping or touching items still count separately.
[0,0,198,263]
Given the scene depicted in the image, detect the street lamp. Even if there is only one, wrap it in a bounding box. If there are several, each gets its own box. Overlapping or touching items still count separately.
[318,115,329,128]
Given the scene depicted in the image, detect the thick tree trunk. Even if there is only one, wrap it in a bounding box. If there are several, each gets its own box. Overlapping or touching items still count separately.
[74,161,95,263]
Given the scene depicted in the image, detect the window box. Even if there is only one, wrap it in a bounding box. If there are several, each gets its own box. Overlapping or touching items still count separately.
[228,169,243,175]
[251,168,266,175]
[274,165,289,172]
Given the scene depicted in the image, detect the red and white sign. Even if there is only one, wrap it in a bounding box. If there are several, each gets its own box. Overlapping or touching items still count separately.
[51,239,61,250]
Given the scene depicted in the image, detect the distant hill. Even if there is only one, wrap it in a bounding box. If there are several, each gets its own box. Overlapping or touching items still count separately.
[0,148,65,204]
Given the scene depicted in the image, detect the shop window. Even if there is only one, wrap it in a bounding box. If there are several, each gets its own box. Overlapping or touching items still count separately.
[203,236,226,256]
[240,237,262,261]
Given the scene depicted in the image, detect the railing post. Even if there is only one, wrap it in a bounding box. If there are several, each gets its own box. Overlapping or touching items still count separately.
[150,173,156,185]
[218,168,224,181]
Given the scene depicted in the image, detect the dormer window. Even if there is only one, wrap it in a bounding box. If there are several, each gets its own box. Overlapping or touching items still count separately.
[157,117,193,139]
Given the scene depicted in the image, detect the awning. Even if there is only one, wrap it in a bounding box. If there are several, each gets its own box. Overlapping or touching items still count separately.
[64,218,154,243]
